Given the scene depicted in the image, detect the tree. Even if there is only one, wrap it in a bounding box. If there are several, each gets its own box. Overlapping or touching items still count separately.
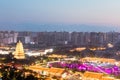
[25,75,37,80]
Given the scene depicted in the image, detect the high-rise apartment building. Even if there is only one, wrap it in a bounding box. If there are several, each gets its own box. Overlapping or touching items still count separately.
[0,31,18,45]
[0,31,120,47]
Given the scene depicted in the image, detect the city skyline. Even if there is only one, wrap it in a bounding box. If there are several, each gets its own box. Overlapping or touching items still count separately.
[0,24,119,32]
[0,0,120,31]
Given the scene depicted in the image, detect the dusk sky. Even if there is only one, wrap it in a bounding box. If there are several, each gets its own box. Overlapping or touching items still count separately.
[0,0,120,31]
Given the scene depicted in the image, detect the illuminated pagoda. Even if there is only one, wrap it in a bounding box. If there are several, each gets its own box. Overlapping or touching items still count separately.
[14,40,25,59]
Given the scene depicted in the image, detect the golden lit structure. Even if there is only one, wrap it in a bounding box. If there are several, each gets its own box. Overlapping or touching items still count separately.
[14,41,25,59]
[81,57,116,64]
[101,77,114,80]
[28,66,65,77]
[83,71,103,80]
[83,71,116,80]
[48,54,67,58]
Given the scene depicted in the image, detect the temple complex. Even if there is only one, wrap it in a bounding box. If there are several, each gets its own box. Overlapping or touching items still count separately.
[14,41,25,59]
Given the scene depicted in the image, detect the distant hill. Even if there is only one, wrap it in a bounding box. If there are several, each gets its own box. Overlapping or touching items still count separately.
[0,24,119,32]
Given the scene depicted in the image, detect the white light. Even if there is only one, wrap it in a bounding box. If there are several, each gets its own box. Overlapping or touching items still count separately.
[62,73,67,78]
[30,42,35,44]
[25,52,40,56]
[45,49,53,54]
[0,50,9,55]
[107,43,113,48]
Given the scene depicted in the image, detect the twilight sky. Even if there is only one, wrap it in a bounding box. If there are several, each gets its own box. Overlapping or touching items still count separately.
[0,0,120,31]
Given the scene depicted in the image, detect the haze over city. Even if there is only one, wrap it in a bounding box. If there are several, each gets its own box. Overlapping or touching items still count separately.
[0,0,120,32]
[1,1,120,80]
